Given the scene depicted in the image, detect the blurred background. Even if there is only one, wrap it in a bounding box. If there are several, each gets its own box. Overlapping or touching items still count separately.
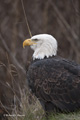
[0,0,80,119]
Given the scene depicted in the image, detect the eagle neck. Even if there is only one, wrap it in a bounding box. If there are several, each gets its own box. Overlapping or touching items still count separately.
[31,55,57,63]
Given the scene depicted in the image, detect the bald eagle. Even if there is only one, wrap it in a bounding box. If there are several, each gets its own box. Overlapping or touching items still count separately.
[23,34,80,113]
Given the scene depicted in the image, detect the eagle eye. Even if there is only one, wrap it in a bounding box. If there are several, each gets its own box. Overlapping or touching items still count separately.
[32,38,38,41]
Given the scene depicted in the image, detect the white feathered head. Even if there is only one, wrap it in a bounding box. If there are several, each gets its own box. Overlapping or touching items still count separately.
[23,34,58,60]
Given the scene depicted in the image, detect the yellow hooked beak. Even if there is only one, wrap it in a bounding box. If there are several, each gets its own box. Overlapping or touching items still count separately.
[23,39,37,48]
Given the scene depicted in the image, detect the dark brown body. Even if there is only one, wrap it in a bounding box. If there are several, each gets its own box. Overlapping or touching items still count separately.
[27,56,80,112]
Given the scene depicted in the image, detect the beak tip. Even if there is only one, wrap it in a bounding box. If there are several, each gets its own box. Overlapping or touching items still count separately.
[23,46,25,49]
[23,42,25,48]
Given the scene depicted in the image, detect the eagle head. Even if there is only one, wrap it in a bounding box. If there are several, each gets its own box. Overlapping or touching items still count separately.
[23,34,58,60]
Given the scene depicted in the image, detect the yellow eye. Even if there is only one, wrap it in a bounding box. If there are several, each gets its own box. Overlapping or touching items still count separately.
[32,39,38,41]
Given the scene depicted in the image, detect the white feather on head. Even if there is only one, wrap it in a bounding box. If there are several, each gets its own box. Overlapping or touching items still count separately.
[30,34,58,60]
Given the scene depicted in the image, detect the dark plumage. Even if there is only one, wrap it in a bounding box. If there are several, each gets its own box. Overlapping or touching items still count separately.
[27,56,80,112]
